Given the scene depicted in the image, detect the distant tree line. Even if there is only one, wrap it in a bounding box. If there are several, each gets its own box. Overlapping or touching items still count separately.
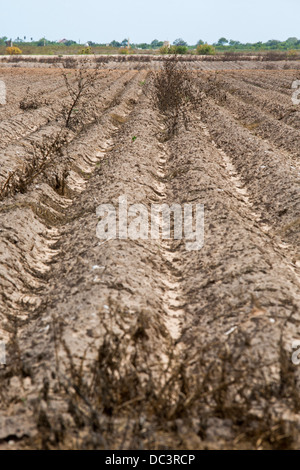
[1,36,300,52]
[212,36,300,51]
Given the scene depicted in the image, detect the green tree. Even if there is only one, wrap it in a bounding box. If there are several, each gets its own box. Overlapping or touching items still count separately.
[136,43,149,49]
[217,37,228,46]
[173,38,187,46]
[110,40,121,47]
[173,45,188,54]
[286,37,298,45]
[229,39,240,46]
[151,39,163,49]
[265,39,281,49]
[196,44,216,55]
[37,38,47,47]
[65,40,77,46]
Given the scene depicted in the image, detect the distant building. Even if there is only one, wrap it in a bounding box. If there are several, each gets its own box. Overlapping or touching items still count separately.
[58,38,68,44]
[163,41,170,48]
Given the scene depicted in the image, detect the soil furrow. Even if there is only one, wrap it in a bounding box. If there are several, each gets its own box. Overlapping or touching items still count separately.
[0,65,300,450]
[198,94,300,252]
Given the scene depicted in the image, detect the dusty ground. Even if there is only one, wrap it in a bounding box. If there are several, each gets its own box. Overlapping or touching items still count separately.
[0,63,300,449]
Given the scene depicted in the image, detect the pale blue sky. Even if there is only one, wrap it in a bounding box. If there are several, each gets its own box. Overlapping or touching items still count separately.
[1,0,299,44]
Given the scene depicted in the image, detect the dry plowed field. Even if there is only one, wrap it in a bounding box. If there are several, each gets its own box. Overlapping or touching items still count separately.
[0,63,300,449]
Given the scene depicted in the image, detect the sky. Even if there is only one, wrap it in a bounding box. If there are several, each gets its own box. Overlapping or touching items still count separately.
[1,0,300,45]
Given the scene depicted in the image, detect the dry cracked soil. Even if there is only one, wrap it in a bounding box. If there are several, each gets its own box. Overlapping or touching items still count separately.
[0,60,300,449]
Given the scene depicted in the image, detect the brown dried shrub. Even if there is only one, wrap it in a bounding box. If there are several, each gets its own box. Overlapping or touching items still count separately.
[151,55,202,138]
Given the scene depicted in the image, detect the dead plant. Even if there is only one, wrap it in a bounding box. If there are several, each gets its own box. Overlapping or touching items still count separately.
[61,66,100,131]
[151,55,202,137]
